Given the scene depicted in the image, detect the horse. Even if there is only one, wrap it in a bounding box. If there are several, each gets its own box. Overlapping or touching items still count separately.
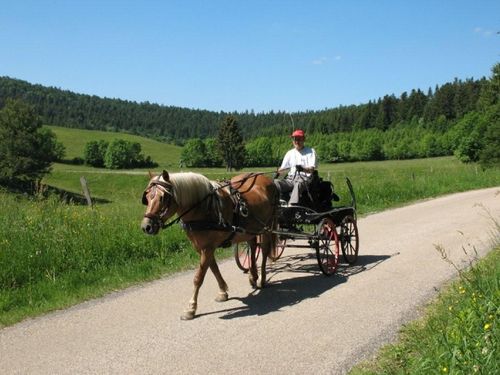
[141,170,279,320]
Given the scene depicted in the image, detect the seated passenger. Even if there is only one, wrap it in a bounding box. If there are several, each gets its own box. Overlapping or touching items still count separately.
[274,129,318,205]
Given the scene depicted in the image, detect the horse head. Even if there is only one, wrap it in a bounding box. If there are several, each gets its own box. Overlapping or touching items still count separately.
[141,170,178,235]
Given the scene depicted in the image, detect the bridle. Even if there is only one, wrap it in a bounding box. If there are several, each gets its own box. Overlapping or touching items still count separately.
[142,178,173,227]
[142,176,216,230]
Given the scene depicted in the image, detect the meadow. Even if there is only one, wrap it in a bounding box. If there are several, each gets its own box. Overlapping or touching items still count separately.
[1,126,499,327]
[46,125,182,167]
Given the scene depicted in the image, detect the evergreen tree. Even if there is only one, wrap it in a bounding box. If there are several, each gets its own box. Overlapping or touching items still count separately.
[217,116,246,171]
[477,63,500,109]
[375,95,397,130]
[478,103,500,168]
[407,89,427,120]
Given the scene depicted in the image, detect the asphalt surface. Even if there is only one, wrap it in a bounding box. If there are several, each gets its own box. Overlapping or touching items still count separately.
[1,187,499,375]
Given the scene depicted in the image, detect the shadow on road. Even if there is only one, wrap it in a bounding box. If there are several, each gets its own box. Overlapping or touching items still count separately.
[197,252,392,320]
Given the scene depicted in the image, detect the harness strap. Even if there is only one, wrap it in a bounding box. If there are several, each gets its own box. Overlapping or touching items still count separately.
[180,221,245,233]
[180,220,245,248]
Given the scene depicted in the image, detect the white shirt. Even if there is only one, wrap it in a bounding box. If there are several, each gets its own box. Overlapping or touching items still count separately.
[280,147,317,179]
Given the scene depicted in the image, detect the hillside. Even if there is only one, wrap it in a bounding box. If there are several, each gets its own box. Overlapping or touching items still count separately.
[47,126,182,168]
[0,73,491,143]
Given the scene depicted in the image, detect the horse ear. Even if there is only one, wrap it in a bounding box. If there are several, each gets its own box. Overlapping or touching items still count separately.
[162,170,170,181]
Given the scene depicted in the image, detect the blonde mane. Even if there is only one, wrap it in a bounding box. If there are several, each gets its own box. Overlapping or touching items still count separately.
[161,172,218,208]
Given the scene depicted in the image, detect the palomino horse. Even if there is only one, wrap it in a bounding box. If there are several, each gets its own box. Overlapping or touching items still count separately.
[141,170,279,320]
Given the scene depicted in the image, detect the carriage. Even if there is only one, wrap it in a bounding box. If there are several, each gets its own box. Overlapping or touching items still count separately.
[141,169,358,319]
[234,172,359,276]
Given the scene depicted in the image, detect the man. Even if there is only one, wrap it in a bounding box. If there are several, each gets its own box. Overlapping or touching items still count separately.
[274,129,317,205]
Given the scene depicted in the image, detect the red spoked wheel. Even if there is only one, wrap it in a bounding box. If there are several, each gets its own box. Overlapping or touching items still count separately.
[269,237,286,261]
[340,215,359,265]
[315,217,340,276]
[234,242,261,273]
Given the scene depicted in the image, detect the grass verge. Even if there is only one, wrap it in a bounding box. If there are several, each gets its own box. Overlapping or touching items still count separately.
[350,224,499,375]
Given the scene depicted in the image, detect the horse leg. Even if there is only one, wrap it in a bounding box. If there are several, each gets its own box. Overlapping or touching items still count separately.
[257,234,272,289]
[181,249,212,320]
[247,238,259,288]
[209,258,229,302]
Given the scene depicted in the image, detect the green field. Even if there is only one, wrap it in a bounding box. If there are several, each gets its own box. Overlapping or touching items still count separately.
[1,126,499,327]
[47,155,500,215]
[46,125,182,168]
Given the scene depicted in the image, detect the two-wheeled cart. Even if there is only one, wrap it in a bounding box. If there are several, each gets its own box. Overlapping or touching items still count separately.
[234,175,359,276]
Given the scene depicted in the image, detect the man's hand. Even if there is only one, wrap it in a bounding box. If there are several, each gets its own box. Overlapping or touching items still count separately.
[295,165,304,172]
[272,171,280,179]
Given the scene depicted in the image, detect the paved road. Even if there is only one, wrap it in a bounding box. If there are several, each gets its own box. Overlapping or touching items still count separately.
[1,187,499,375]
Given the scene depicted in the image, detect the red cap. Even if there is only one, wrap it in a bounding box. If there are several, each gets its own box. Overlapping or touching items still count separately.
[291,129,305,138]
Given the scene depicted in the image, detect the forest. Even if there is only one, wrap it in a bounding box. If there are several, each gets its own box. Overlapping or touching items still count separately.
[0,62,498,168]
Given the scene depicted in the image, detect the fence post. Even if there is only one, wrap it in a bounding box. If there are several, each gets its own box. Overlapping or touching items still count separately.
[80,176,93,208]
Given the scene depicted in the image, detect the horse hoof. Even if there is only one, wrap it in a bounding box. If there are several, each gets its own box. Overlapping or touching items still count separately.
[181,310,195,320]
[215,292,228,302]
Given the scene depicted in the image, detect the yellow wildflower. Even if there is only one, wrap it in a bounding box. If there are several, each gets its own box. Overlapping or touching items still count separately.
[484,323,491,331]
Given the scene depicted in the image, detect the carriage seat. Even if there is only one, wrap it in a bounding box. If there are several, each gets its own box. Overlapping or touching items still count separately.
[278,170,339,210]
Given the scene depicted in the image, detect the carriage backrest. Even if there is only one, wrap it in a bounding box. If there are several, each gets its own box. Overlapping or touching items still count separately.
[300,171,334,210]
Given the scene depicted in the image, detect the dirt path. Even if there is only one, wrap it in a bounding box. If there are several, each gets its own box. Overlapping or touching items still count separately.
[1,187,499,375]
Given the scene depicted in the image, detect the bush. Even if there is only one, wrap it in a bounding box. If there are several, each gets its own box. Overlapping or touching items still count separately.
[83,140,108,167]
[83,139,157,169]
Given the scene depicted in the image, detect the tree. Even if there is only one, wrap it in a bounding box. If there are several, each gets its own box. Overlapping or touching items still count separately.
[374,95,398,130]
[477,63,500,110]
[39,127,66,162]
[103,139,151,169]
[180,139,208,167]
[204,138,223,167]
[478,103,500,168]
[407,89,427,120]
[217,116,246,171]
[245,137,281,167]
[0,99,61,186]
[83,140,108,167]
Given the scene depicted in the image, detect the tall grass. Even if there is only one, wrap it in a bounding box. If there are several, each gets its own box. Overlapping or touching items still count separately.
[350,243,499,375]
[0,193,196,326]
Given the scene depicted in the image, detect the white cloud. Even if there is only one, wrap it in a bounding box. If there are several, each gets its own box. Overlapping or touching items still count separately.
[312,57,328,65]
[312,55,341,65]
[474,27,494,37]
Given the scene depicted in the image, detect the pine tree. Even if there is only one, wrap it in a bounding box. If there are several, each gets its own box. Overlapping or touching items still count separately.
[217,116,246,171]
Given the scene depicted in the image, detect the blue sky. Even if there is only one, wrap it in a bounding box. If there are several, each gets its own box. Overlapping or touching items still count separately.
[1,0,498,113]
